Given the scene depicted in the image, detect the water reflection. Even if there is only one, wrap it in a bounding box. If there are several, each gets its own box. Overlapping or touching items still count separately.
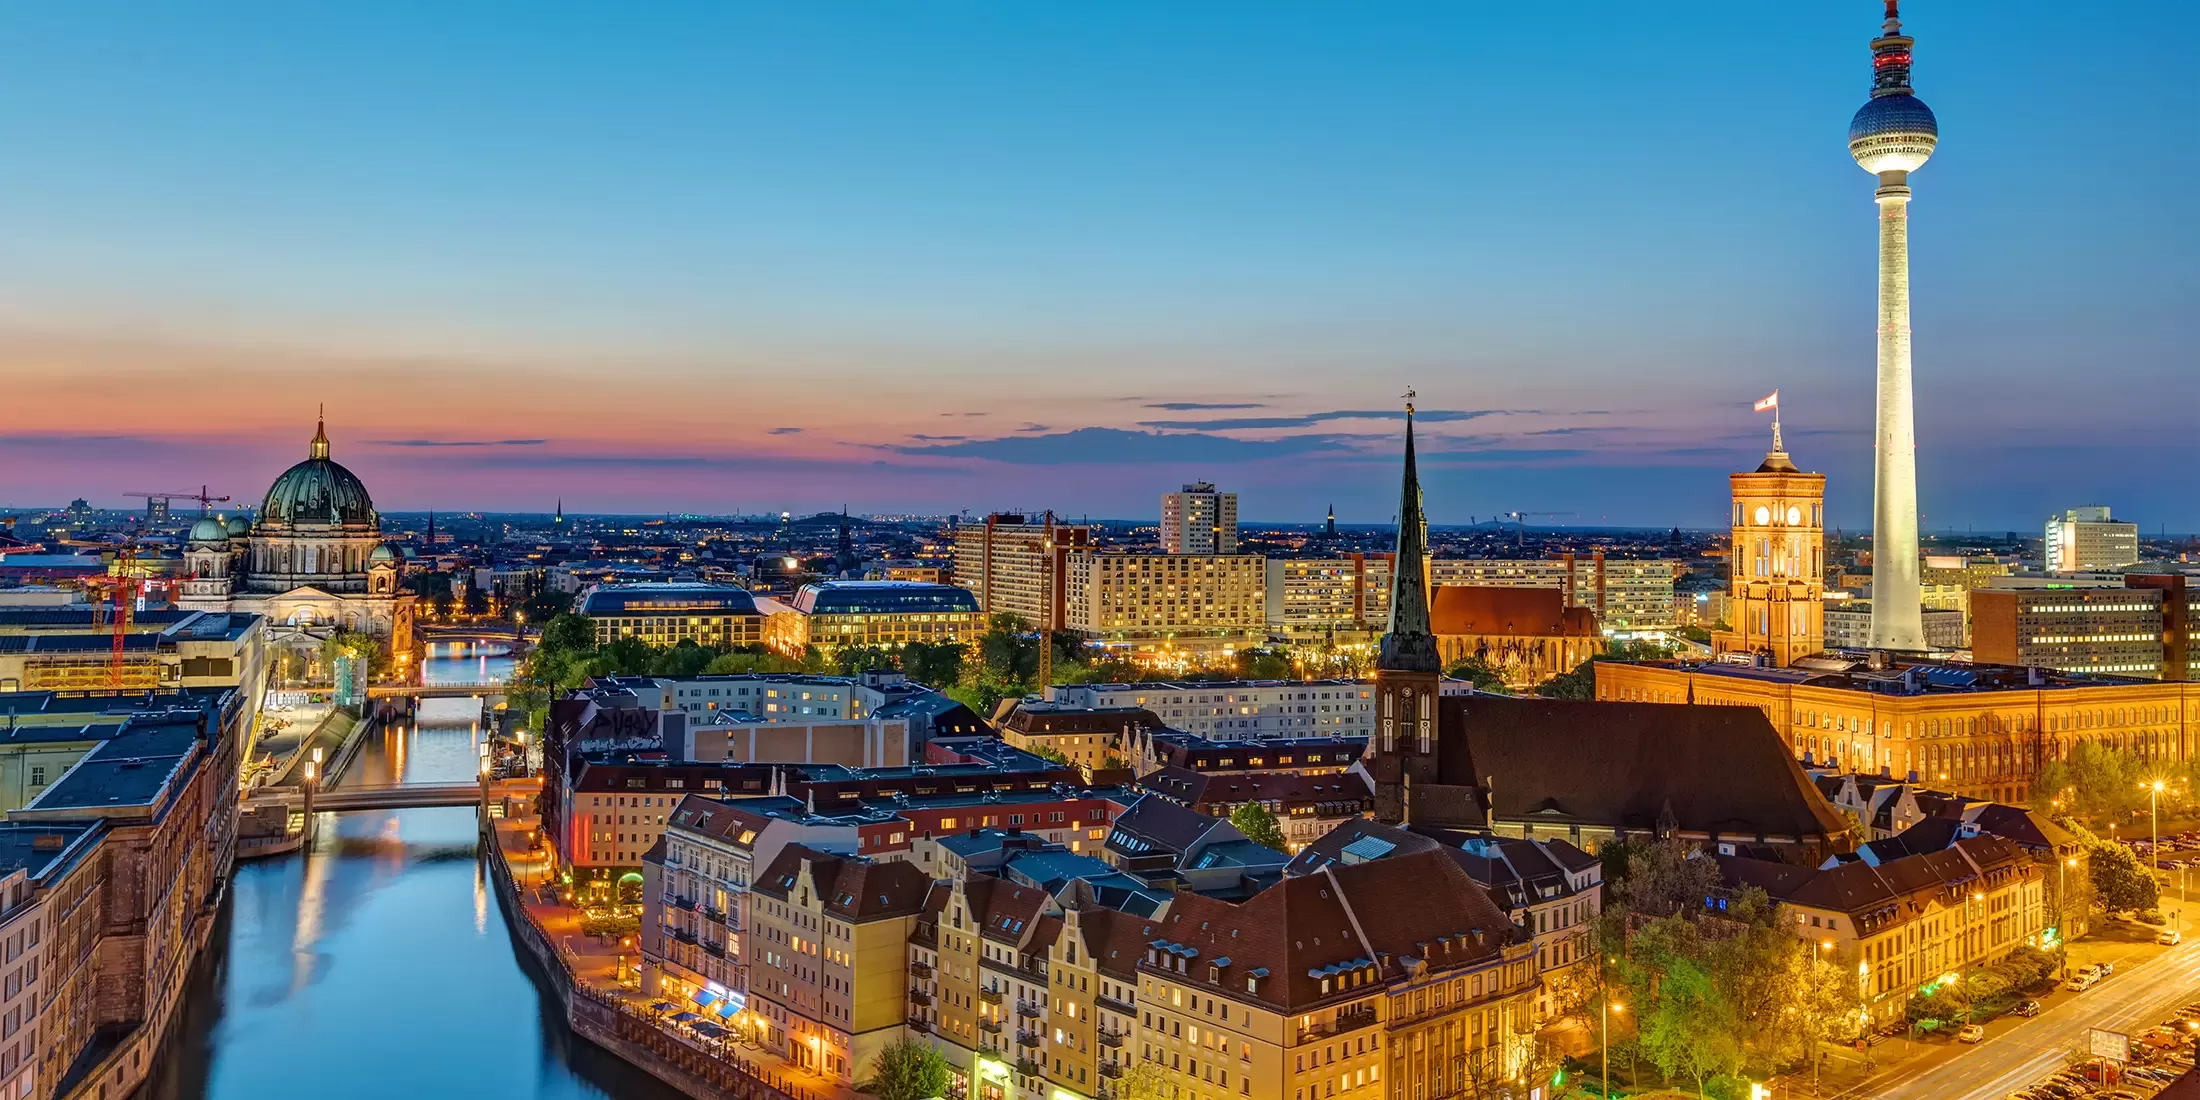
[147,648,680,1100]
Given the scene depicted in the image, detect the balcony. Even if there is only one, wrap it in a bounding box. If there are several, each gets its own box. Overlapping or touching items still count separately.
[669,894,698,912]
[1095,992,1135,1015]
[909,988,933,1007]
[670,927,698,945]
[701,939,725,958]
[1098,1030,1123,1049]
[701,905,727,924]
[1015,1057,1042,1078]
[1100,1061,1124,1080]
[1015,1000,1043,1020]
[1296,1003,1378,1042]
[909,1018,934,1035]
[978,986,1004,1005]
[909,961,933,979]
[1016,1028,1041,1048]
[978,1017,1003,1034]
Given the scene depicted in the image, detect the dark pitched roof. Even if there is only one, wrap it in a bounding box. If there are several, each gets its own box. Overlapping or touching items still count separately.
[1430,695,1851,843]
[1147,848,1518,1013]
[1377,408,1439,674]
[962,873,1051,946]
[1139,767,1372,810]
[750,843,931,921]
[1107,794,1233,855]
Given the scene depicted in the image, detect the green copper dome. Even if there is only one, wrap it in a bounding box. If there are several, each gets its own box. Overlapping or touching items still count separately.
[259,416,378,529]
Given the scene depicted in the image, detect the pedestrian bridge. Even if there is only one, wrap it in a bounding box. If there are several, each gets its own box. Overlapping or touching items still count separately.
[253,779,539,813]
[366,682,508,699]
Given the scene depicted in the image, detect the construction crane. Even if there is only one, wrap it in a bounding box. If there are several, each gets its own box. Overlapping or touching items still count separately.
[125,486,231,520]
[87,534,152,689]
[1499,510,1577,548]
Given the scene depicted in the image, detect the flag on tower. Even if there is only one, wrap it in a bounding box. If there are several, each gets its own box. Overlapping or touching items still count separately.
[1754,391,1779,413]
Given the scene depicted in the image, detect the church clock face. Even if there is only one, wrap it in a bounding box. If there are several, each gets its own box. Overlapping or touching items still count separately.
[1753,505,1771,526]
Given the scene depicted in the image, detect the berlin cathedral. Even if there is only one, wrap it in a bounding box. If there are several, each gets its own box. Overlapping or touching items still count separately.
[179,414,414,661]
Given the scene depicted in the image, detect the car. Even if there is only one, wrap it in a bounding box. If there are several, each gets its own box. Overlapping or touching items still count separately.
[2098,961,2115,976]
[2160,929,2183,946]
[1959,1023,1987,1043]
[2014,1000,2044,1017]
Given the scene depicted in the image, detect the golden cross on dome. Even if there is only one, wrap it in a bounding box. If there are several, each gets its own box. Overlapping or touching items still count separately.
[1402,388,1416,416]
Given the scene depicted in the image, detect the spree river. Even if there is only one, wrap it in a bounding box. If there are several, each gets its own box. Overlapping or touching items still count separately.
[146,643,682,1100]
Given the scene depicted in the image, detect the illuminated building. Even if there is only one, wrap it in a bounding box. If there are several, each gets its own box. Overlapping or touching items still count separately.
[177,413,415,661]
[1430,553,1681,630]
[951,514,1090,628]
[1061,549,1267,647]
[578,582,775,647]
[1848,1,1937,650]
[747,845,932,1084]
[1717,832,2041,1032]
[1971,586,2170,678]
[1712,422,1826,667]
[0,608,263,703]
[2044,506,2140,574]
[1047,679,1386,739]
[1427,586,1601,690]
[1264,554,1392,639]
[1822,600,1963,651]
[768,580,983,653]
[1595,656,2200,804]
[1160,481,1238,555]
[1137,766,1373,854]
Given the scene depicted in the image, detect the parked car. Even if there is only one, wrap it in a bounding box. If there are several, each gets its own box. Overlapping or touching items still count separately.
[2013,1000,2044,1017]
[2159,929,2184,945]
[1959,1023,1987,1043]
[2099,961,2115,976]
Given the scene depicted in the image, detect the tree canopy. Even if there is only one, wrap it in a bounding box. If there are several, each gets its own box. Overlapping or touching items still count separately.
[1229,802,1287,851]
[860,1038,951,1100]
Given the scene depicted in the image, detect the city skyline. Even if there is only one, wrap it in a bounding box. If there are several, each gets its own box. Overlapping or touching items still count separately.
[3,3,2194,528]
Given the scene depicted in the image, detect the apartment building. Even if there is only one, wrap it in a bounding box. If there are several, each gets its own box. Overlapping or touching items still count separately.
[1137,732,1367,779]
[952,515,1092,628]
[1136,768,1373,854]
[1430,553,1682,630]
[1063,550,1267,644]
[1718,833,2043,1031]
[747,846,932,1085]
[1264,555,1392,638]
[1161,483,1239,555]
[995,702,1161,779]
[1138,847,1542,1100]
[1049,680,1382,740]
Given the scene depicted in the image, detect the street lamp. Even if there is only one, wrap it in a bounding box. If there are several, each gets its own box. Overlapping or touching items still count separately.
[1602,1000,1626,1098]
[1811,940,1833,1089]
[2145,779,2169,923]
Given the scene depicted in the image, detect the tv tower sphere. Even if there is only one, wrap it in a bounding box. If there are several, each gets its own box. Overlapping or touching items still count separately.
[1848,3,1937,176]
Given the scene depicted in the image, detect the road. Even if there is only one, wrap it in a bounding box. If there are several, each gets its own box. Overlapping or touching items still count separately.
[1867,936,2200,1100]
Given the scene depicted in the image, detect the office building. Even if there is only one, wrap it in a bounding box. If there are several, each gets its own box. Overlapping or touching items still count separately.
[1971,586,2168,678]
[1712,422,1826,666]
[1429,552,1681,630]
[768,580,984,653]
[1159,482,1238,555]
[1595,655,2200,804]
[1823,599,1963,651]
[578,582,778,648]
[1048,679,1396,740]
[951,514,1091,629]
[2045,506,2140,574]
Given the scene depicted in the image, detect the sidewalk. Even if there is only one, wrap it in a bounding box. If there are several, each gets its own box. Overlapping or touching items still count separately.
[489,813,867,1100]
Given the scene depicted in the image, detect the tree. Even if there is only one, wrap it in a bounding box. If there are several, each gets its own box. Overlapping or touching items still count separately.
[901,640,966,687]
[1235,647,1293,680]
[830,644,897,676]
[1607,836,1724,919]
[2080,826,2160,912]
[538,612,597,654]
[1230,802,1288,851]
[651,639,717,678]
[976,613,1039,686]
[1111,1059,1175,1100]
[1029,745,1071,766]
[1445,654,1511,694]
[860,1037,952,1100]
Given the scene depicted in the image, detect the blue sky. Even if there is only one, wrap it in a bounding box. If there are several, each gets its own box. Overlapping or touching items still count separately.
[0,2,2192,529]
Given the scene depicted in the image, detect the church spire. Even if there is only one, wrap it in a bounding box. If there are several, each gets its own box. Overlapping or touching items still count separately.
[310,404,331,460]
[1378,391,1440,673]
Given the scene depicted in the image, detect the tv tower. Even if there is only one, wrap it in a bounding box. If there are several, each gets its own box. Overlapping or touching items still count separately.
[1849,1,1936,651]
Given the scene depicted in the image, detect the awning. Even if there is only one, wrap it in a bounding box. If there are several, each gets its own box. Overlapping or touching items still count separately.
[715,999,738,1018]
[672,1011,700,1023]
[691,988,718,1007]
[650,1001,676,1013]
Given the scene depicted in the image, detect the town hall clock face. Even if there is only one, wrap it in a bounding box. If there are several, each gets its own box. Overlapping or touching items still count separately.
[1787,506,1803,525]
[1753,505,1771,526]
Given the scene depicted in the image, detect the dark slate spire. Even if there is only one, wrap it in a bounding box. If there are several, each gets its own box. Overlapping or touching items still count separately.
[1379,393,1440,673]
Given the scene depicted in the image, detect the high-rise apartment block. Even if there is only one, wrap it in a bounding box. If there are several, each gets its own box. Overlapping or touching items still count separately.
[1159,481,1237,554]
[1713,430,1826,666]
[2045,506,2139,574]
[950,514,1091,628]
[1264,554,1393,637]
[1061,550,1266,643]
[1429,552,1680,630]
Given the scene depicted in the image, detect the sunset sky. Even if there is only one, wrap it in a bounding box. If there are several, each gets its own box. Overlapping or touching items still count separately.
[2,2,2193,529]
